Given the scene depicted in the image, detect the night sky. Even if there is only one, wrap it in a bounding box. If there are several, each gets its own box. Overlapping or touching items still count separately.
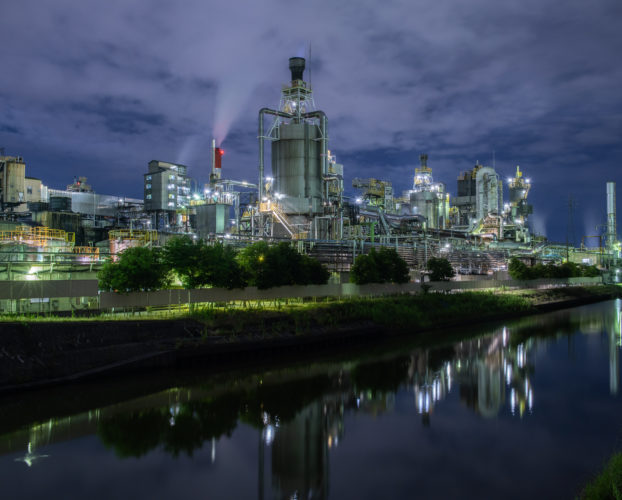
[1,0,621,243]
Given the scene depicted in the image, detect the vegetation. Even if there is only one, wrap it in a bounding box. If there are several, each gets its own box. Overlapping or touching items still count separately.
[163,237,245,289]
[426,257,456,281]
[580,452,622,499]
[187,291,533,334]
[98,246,169,292]
[508,257,601,280]
[98,238,330,292]
[237,241,330,289]
[350,247,410,285]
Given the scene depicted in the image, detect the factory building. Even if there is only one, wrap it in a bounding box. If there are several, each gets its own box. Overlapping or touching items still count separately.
[453,163,503,228]
[1,53,620,295]
[406,154,449,229]
[144,160,190,212]
[257,56,342,239]
[144,160,191,230]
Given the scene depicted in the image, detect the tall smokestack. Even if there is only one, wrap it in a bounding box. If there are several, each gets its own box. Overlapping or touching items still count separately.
[607,181,617,250]
[289,57,305,82]
[211,139,223,182]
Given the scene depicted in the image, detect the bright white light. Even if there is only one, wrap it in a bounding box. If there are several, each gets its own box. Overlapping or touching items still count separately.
[263,425,275,445]
[355,198,362,204]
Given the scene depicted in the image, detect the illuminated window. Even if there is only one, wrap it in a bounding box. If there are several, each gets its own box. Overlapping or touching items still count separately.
[146,175,152,181]
[146,194,152,200]
[169,194,175,199]
[146,183,151,189]
[169,175,176,180]
[168,202,174,207]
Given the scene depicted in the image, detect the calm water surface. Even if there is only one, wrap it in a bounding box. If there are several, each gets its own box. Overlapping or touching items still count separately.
[2,300,622,499]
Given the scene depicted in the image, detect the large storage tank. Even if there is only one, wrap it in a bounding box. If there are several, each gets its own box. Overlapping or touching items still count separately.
[0,156,26,206]
[272,122,322,213]
[410,191,439,228]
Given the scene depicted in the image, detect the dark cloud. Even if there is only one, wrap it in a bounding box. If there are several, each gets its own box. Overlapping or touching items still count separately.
[0,124,20,134]
[0,0,620,241]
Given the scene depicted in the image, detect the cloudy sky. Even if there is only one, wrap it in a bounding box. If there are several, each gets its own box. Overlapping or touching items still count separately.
[1,0,620,242]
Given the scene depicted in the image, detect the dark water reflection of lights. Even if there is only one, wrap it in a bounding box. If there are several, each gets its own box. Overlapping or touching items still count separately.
[1,299,621,500]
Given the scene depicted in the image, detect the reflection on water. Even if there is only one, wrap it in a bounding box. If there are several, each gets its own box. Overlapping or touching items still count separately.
[1,299,621,499]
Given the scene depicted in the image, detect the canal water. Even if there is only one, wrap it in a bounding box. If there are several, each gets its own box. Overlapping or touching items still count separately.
[1,300,621,499]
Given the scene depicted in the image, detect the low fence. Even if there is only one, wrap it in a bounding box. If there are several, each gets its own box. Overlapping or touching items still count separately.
[0,276,604,313]
[98,277,603,309]
[0,280,98,300]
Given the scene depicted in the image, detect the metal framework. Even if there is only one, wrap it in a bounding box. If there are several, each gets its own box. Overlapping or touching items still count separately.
[0,225,75,247]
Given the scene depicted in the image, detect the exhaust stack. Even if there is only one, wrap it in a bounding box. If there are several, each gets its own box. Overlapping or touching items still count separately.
[289,57,305,82]
[211,139,224,182]
[607,181,617,250]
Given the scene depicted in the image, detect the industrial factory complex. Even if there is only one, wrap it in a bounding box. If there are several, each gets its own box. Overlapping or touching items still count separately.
[0,56,619,311]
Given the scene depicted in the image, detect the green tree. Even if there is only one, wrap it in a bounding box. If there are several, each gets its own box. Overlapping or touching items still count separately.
[581,265,601,277]
[202,243,246,289]
[299,254,331,285]
[350,253,381,284]
[350,247,410,284]
[426,257,455,281]
[238,241,329,289]
[163,237,245,289]
[508,257,531,280]
[162,236,207,289]
[98,246,169,292]
[237,241,270,287]
[376,247,410,284]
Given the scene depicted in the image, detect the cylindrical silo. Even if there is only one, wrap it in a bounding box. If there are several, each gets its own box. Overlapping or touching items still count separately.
[271,122,322,212]
[410,191,439,228]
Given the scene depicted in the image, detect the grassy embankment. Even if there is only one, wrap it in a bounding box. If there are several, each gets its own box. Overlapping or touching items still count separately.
[580,453,622,499]
[1,285,620,334]
[184,291,534,337]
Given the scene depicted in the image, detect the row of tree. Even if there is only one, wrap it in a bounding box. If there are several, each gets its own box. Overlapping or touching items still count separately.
[98,238,330,292]
[508,257,600,280]
[98,241,461,291]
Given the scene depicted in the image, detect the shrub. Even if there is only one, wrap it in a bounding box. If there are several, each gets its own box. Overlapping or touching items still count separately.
[351,247,410,284]
[163,237,245,289]
[238,241,329,289]
[98,246,169,292]
[580,452,622,499]
[508,257,531,280]
[508,257,601,280]
[426,257,455,281]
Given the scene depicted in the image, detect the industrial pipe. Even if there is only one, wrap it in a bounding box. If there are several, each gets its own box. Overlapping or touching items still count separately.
[258,107,292,200]
[302,111,328,200]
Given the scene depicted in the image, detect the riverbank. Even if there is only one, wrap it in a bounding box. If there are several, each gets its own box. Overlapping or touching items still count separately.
[1,285,620,393]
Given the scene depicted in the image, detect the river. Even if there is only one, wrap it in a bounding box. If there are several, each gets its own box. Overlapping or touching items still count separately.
[1,299,621,499]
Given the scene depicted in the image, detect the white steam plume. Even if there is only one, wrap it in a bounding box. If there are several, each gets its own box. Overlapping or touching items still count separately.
[212,76,256,147]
